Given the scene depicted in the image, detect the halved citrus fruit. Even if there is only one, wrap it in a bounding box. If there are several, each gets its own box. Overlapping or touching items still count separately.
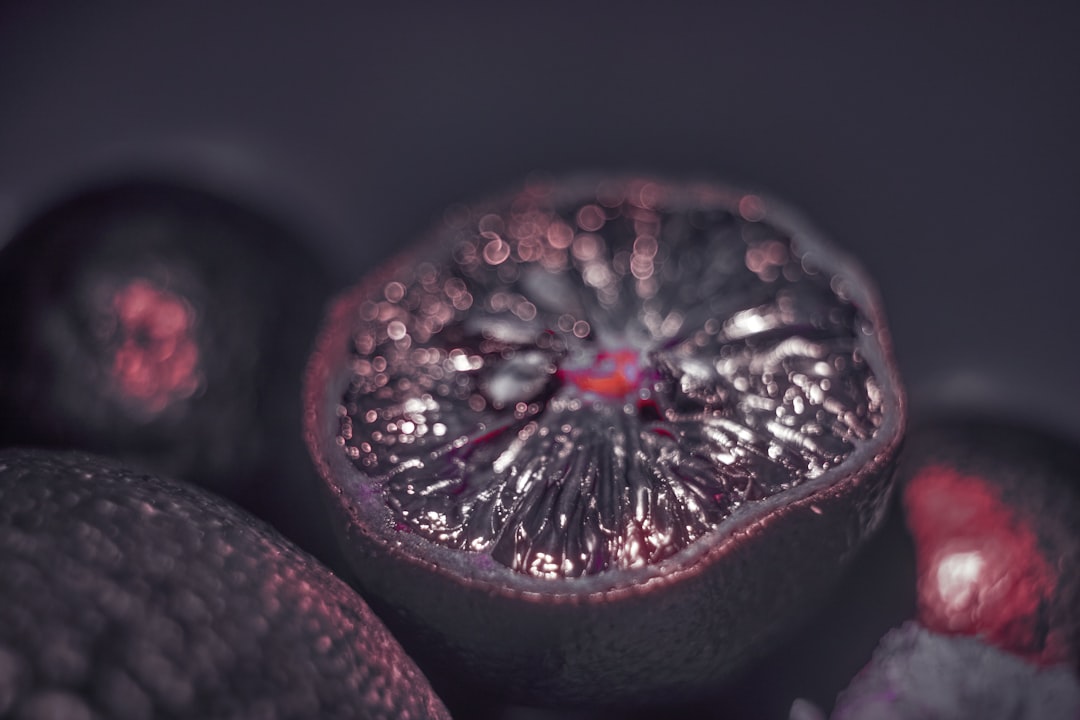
[304,175,905,705]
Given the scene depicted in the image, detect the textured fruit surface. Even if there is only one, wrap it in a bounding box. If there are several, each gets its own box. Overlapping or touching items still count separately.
[0,180,338,563]
[0,448,450,720]
[306,176,904,705]
[824,622,1080,720]
[338,180,886,579]
[899,419,1080,669]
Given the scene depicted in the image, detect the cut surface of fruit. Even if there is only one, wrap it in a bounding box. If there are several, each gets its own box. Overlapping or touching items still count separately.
[0,448,451,720]
[337,178,888,579]
[305,175,904,704]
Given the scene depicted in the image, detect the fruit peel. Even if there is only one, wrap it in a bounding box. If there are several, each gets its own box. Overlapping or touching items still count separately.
[0,448,452,720]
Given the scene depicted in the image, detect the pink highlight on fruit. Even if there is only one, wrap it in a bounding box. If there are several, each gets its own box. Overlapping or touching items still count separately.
[109,279,202,415]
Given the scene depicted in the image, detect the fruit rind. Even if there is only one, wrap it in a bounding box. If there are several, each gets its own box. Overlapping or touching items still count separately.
[0,447,452,720]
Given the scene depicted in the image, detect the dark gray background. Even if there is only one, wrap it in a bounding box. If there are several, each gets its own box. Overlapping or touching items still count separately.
[2,2,1079,441]
[0,3,1077,717]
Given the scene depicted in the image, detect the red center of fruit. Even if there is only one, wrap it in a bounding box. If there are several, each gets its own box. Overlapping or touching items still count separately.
[109,279,202,414]
[903,464,1065,666]
[557,349,640,399]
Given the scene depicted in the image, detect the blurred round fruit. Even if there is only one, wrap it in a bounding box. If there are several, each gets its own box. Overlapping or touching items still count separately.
[305,175,905,705]
[822,621,1080,720]
[898,418,1080,669]
[0,179,336,559]
[0,447,451,719]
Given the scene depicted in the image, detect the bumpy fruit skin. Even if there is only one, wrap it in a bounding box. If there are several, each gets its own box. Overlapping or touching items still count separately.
[898,419,1080,670]
[0,179,338,563]
[305,176,905,706]
[826,622,1080,720]
[0,448,451,720]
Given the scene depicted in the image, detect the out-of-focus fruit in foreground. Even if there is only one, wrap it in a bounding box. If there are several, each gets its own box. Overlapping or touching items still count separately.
[305,175,905,705]
[0,448,451,720]
[821,622,1080,720]
[898,419,1080,669]
[0,180,336,561]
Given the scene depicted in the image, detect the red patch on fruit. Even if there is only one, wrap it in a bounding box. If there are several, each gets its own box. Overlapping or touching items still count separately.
[903,464,1066,665]
[557,348,640,399]
[109,279,202,415]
